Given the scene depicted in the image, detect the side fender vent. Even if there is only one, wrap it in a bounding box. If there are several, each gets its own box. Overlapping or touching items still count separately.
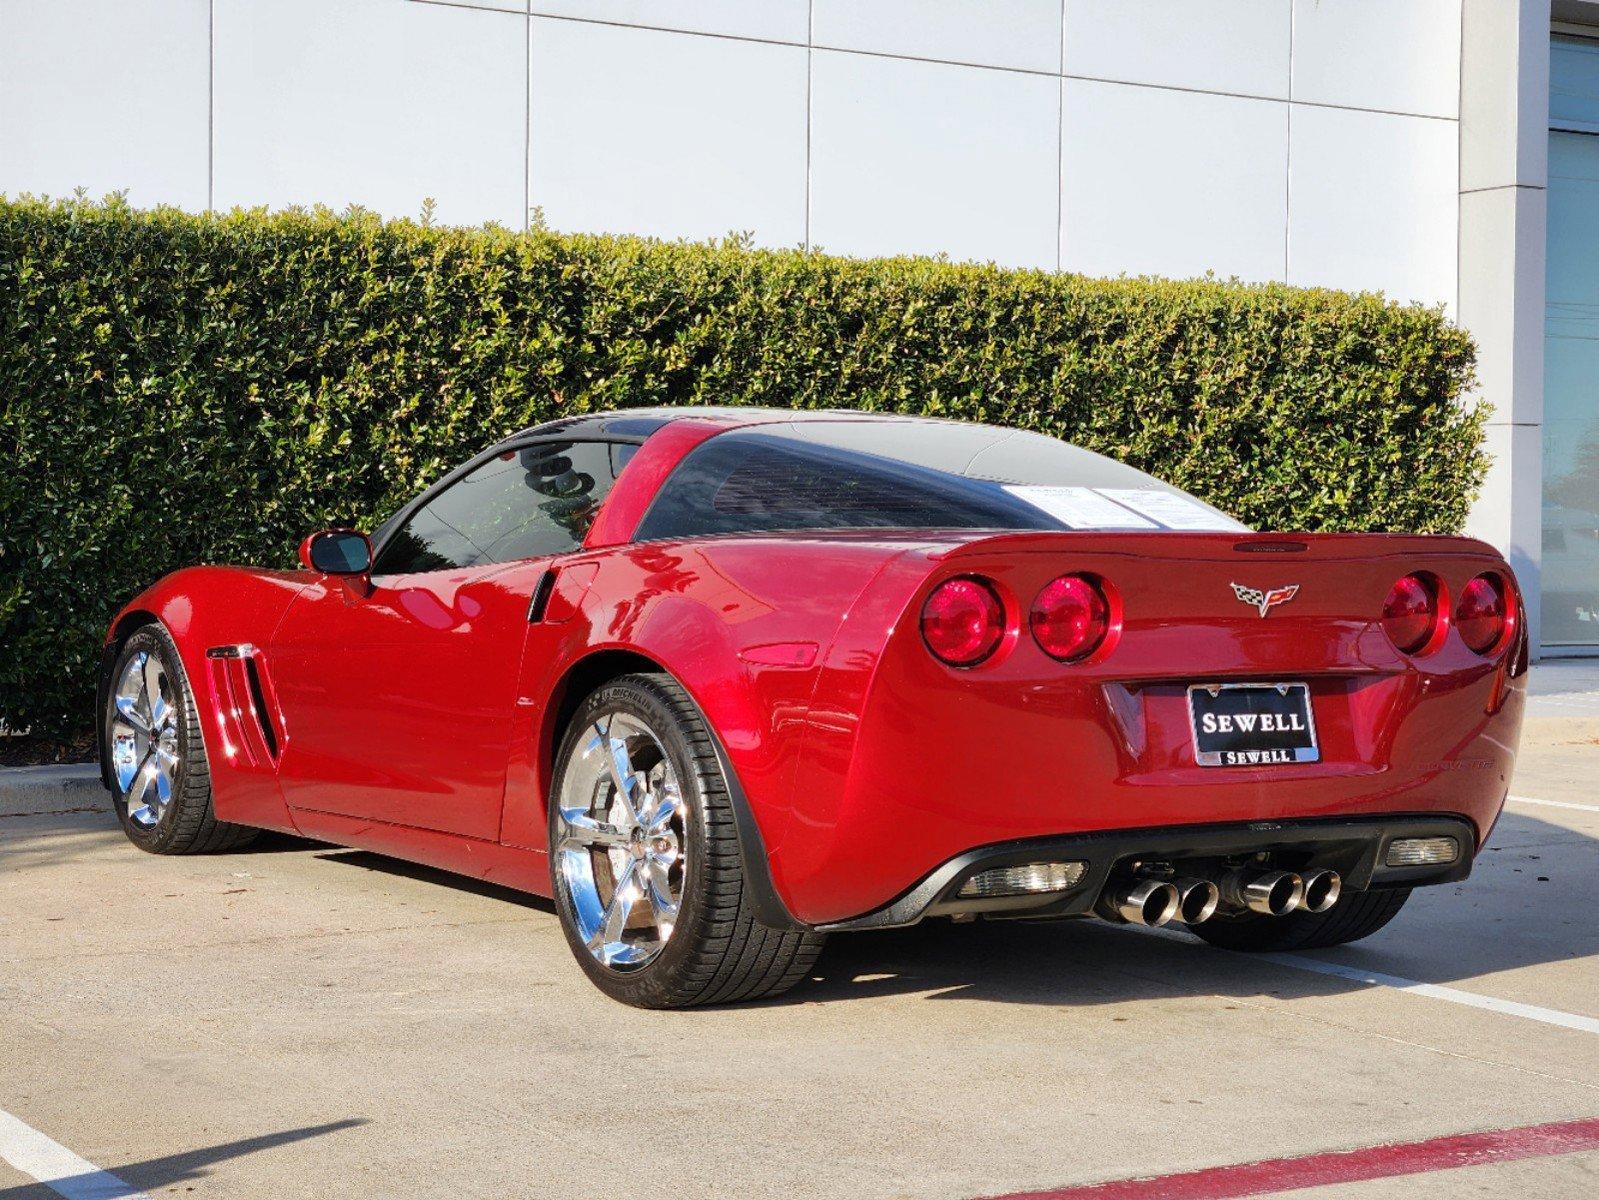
[527,569,557,622]
[205,644,285,766]
[242,657,280,759]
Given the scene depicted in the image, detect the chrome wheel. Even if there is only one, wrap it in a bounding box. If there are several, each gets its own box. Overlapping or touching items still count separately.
[109,649,180,828]
[554,713,686,971]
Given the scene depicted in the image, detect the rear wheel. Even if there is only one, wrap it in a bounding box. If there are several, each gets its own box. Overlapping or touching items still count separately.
[1191,886,1412,953]
[104,625,258,855]
[548,672,824,1008]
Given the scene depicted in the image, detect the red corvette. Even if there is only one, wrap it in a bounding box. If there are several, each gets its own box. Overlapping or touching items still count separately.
[100,408,1526,1007]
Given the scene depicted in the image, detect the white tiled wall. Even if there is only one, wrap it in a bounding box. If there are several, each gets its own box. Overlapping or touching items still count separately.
[1063,0,1290,99]
[211,0,526,227]
[0,0,1466,304]
[0,0,211,210]
[809,50,1060,267]
[1290,0,1462,120]
[529,19,807,245]
[1061,81,1288,283]
[531,0,809,43]
[812,0,1062,73]
[1287,105,1459,307]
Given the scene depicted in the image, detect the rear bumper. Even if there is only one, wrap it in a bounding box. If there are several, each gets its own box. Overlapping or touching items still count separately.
[815,812,1476,932]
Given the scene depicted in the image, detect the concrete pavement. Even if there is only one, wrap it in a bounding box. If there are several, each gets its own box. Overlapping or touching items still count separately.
[1,700,1596,1197]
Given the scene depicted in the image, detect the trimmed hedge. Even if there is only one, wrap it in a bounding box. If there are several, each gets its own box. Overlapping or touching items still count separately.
[1,196,1482,737]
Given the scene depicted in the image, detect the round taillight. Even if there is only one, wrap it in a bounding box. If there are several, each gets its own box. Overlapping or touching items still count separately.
[1382,573,1440,654]
[1030,575,1111,662]
[921,577,1006,667]
[1457,573,1509,655]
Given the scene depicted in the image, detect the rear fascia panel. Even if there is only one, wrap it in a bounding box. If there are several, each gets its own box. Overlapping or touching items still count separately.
[775,531,1526,925]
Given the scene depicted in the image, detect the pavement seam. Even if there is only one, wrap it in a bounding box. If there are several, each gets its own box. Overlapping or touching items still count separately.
[1219,992,1599,1095]
[1133,926,1599,1037]
[1508,794,1599,815]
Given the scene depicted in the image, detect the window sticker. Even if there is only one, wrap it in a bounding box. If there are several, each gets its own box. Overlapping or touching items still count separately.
[1095,488,1239,531]
[1004,485,1158,529]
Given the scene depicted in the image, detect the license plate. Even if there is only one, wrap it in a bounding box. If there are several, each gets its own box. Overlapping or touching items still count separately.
[1187,683,1319,767]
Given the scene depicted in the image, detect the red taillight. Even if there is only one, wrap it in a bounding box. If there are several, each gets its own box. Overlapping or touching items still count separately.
[1030,575,1110,662]
[921,577,1005,667]
[1457,573,1509,655]
[1382,573,1440,654]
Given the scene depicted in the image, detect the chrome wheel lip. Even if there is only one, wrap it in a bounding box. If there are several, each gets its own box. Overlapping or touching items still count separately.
[109,649,180,829]
[554,712,687,972]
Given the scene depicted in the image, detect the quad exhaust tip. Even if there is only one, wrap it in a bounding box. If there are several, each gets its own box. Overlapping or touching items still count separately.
[1223,869,1306,917]
[1174,877,1221,925]
[1104,868,1340,926]
[1105,879,1182,927]
[1301,869,1342,914]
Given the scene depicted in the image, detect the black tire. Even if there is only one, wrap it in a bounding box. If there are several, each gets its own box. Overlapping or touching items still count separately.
[1191,886,1413,953]
[104,624,259,855]
[548,672,825,1008]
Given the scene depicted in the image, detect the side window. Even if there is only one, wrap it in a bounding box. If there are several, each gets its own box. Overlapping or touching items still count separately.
[373,441,627,575]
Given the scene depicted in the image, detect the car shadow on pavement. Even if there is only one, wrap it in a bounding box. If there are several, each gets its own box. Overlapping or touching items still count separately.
[783,809,1599,1008]
[313,848,558,913]
[0,1119,365,1200]
[277,808,1594,1012]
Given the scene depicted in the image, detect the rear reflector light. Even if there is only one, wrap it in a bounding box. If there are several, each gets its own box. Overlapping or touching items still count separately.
[957,861,1087,898]
[1456,573,1510,655]
[1382,573,1440,655]
[1386,836,1460,867]
[1029,574,1110,662]
[921,576,1005,667]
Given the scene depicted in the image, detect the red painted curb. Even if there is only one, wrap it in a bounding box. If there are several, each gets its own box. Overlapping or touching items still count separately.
[982,1116,1599,1200]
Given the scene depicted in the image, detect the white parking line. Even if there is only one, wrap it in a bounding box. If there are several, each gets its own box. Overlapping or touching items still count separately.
[1508,794,1599,815]
[0,1108,149,1200]
[1258,952,1599,1035]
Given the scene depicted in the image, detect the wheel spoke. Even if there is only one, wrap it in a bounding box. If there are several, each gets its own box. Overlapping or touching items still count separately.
[644,860,678,930]
[642,786,681,835]
[141,653,167,729]
[592,859,640,948]
[126,761,152,809]
[114,695,152,735]
[558,811,631,850]
[151,760,173,805]
[597,717,642,825]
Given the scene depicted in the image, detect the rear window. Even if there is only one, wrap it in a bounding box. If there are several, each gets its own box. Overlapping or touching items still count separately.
[634,421,1245,541]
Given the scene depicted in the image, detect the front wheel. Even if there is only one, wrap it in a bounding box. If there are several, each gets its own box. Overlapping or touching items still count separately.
[104,624,258,855]
[548,672,824,1008]
[1191,886,1412,953]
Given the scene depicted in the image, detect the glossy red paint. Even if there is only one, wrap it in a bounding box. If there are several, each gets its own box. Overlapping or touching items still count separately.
[582,417,734,548]
[103,412,1526,930]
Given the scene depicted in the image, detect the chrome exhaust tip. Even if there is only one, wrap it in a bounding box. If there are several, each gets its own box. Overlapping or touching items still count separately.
[1100,879,1182,927]
[1222,869,1305,916]
[1301,869,1342,914]
[1174,877,1221,925]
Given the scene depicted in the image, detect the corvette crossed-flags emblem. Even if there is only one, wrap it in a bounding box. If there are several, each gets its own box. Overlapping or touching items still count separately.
[1230,582,1300,618]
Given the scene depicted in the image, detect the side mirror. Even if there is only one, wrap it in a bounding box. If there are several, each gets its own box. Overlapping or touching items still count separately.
[299,529,373,576]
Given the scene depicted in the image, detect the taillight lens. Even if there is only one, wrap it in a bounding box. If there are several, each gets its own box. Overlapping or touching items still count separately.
[1457,573,1509,655]
[1030,575,1110,662]
[921,577,1005,667]
[1382,573,1440,654]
